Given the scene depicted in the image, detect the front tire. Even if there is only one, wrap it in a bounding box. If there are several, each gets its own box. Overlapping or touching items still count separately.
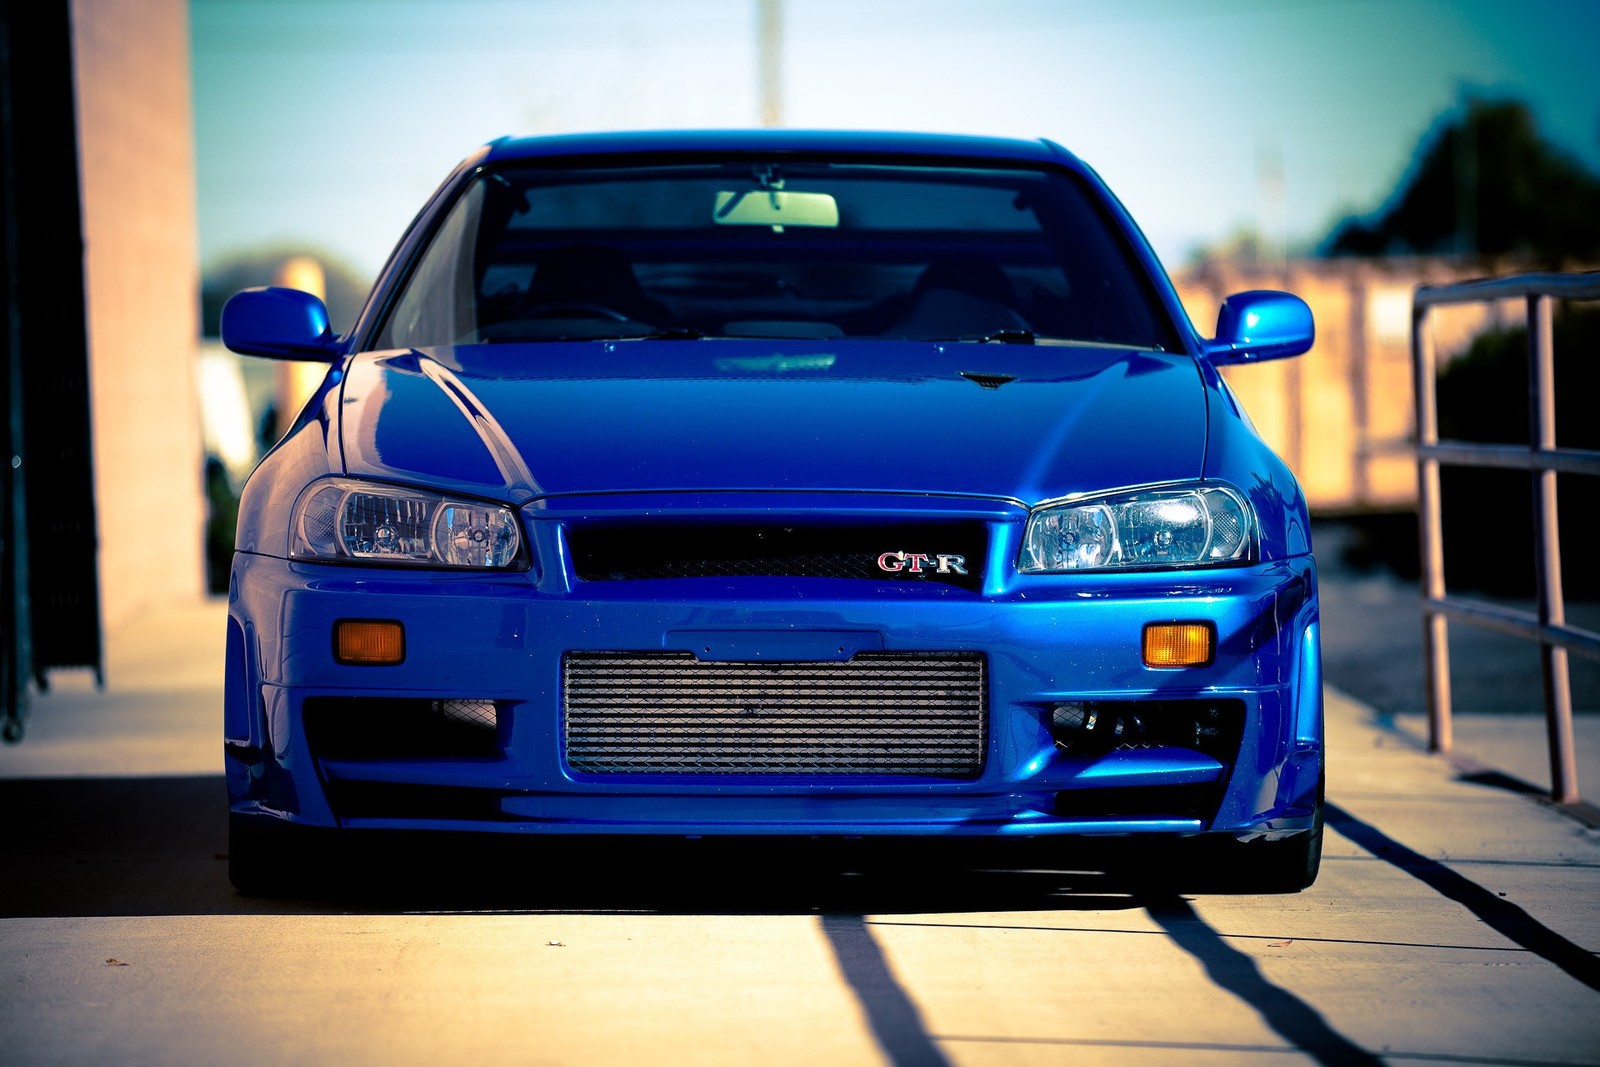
[227,814,307,896]
[1230,773,1324,893]
[1233,811,1323,892]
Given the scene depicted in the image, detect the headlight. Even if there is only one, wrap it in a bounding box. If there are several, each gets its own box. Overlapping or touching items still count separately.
[290,480,523,568]
[1020,484,1254,573]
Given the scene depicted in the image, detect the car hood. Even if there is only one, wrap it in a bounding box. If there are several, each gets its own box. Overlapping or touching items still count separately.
[336,340,1208,505]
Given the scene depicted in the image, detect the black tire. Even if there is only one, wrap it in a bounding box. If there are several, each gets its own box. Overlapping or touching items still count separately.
[1234,814,1323,893]
[227,814,307,896]
[1230,774,1325,893]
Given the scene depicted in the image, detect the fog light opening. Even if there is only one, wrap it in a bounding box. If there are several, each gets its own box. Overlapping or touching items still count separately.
[1050,701,1148,752]
[1049,698,1244,761]
[1050,701,1096,750]
[436,699,497,731]
[334,619,406,665]
[1142,622,1214,668]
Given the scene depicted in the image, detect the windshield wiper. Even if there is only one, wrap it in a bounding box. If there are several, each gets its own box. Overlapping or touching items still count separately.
[639,326,706,340]
[471,323,708,343]
[972,329,1035,345]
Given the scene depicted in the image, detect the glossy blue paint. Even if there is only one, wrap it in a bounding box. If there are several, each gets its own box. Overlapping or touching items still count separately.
[483,128,1070,168]
[221,286,342,361]
[336,341,1210,509]
[228,551,1314,835]
[224,131,1324,891]
[1206,290,1316,364]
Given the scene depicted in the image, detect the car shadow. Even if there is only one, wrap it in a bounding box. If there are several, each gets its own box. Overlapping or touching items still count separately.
[3,775,1287,917]
[2,776,1405,1067]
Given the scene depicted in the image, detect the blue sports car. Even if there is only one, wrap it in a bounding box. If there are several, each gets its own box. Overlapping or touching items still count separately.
[221,130,1321,893]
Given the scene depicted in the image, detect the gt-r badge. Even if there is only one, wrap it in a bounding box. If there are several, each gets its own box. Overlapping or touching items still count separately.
[877,551,968,575]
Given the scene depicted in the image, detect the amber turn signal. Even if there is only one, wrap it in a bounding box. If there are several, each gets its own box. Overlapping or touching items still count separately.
[334,619,406,665]
[1142,622,1214,668]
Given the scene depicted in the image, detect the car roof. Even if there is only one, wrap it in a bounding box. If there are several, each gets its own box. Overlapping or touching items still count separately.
[483,129,1083,171]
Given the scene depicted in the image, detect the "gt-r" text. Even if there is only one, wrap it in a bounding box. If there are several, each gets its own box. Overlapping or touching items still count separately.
[877,551,968,575]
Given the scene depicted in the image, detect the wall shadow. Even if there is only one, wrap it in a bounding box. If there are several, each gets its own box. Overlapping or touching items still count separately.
[823,892,1387,1067]
[819,913,950,1067]
[1326,802,1600,993]
[1147,896,1383,1066]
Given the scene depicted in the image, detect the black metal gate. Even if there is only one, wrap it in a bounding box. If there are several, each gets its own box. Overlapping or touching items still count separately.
[1,0,103,742]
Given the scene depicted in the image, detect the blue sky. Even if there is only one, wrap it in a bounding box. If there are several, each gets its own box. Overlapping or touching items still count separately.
[192,0,1600,284]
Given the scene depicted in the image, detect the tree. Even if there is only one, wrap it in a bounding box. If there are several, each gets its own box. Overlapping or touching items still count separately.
[1322,99,1600,264]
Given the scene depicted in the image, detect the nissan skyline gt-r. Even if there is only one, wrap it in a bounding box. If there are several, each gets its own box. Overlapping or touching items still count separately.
[220,129,1322,894]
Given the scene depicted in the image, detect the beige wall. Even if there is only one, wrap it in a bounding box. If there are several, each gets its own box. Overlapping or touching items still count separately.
[1176,258,1529,514]
[72,0,204,629]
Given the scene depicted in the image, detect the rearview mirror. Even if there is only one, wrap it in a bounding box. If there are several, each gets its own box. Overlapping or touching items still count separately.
[221,287,341,361]
[713,189,839,229]
[1205,290,1314,365]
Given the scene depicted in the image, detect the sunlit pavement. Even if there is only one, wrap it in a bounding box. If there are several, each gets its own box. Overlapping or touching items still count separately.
[2,595,1597,1066]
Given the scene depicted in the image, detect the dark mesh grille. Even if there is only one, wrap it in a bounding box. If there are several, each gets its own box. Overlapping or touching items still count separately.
[304,697,502,760]
[563,652,986,776]
[438,699,498,729]
[568,522,986,591]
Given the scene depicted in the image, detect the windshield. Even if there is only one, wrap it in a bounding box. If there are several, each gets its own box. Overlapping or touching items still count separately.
[375,160,1177,351]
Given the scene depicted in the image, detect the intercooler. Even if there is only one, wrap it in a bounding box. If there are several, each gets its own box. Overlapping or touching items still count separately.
[562,651,987,777]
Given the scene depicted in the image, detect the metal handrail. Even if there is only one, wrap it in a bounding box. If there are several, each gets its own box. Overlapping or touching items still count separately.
[1412,270,1600,806]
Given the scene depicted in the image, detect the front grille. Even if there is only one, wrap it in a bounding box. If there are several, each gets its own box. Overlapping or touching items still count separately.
[563,652,987,776]
[568,522,986,591]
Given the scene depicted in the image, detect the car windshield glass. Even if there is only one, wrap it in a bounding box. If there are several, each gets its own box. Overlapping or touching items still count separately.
[375,160,1176,350]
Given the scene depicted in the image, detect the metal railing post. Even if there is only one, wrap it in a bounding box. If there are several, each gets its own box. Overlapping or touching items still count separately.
[1411,271,1600,810]
[1527,294,1579,803]
[1413,301,1452,752]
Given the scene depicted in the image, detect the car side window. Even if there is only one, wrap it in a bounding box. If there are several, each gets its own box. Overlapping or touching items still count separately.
[377,180,485,350]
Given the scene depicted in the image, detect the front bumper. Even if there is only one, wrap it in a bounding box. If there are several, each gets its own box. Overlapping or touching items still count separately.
[224,552,1322,841]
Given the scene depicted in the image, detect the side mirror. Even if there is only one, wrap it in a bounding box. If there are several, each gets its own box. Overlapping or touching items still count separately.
[221,287,340,361]
[1205,290,1314,365]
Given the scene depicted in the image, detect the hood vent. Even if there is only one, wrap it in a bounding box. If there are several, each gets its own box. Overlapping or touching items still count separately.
[959,371,1017,390]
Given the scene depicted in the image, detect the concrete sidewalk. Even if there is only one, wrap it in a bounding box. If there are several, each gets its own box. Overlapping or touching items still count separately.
[0,598,225,779]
